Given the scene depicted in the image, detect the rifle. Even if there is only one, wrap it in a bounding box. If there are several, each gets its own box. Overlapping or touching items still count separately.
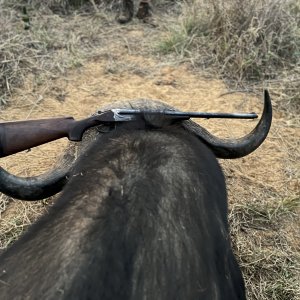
[0,109,257,158]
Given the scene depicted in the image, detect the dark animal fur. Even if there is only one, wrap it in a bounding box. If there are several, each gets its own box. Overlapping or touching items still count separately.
[0,123,245,299]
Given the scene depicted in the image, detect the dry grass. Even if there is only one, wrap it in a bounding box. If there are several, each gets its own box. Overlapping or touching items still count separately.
[0,0,114,106]
[0,197,48,249]
[0,0,177,106]
[157,0,300,111]
[229,198,300,299]
[0,1,299,299]
[221,111,300,299]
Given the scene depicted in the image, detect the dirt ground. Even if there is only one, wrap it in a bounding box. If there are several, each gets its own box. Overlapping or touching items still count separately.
[0,13,299,298]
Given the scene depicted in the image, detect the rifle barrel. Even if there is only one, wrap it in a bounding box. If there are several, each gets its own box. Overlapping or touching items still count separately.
[118,109,258,119]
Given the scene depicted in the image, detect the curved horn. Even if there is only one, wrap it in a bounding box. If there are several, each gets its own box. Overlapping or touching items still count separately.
[185,90,272,159]
[0,120,101,201]
[0,150,77,201]
[0,124,98,201]
[0,167,70,201]
[0,115,103,201]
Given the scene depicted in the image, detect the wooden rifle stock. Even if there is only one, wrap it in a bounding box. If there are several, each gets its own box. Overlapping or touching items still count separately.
[0,117,74,158]
[0,115,106,158]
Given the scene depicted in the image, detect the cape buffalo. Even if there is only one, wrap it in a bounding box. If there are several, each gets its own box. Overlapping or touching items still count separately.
[0,92,272,299]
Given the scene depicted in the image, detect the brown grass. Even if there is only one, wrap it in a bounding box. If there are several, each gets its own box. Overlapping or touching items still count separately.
[229,197,300,299]
[0,0,115,106]
[157,0,300,111]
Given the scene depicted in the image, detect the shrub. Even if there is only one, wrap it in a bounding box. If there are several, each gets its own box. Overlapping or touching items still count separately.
[159,0,300,82]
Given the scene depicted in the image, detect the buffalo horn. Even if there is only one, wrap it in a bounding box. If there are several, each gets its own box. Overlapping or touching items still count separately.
[0,167,69,200]
[183,90,272,159]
